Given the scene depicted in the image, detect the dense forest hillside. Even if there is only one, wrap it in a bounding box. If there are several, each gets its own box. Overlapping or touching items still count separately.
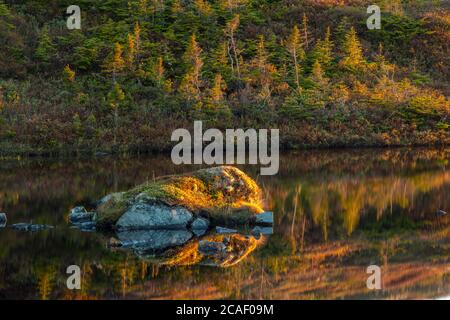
[0,0,449,155]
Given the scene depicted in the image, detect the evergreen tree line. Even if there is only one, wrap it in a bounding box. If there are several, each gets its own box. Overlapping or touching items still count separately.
[0,0,448,153]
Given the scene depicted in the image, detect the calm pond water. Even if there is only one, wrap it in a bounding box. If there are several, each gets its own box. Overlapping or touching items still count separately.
[0,148,449,300]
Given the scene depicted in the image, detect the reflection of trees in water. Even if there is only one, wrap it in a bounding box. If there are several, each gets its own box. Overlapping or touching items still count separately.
[118,259,136,297]
[37,270,54,300]
[269,170,450,245]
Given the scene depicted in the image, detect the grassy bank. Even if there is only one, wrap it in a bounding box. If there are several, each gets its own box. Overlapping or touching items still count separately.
[0,122,450,159]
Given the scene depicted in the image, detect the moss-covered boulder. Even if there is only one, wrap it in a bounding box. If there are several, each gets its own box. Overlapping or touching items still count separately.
[95,166,265,230]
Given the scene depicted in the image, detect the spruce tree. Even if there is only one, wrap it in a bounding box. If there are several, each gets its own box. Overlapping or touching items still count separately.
[108,83,125,145]
[252,35,277,104]
[134,23,141,49]
[340,27,365,71]
[285,25,305,90]
[312,27,334,72]
[154,56,165,86]
[103,43,126,145]
[63,65,75,82]
[126,33,136,71]
[210,42,231,81]
[311,60,328,87]
[219,0,248,13]
[180,34,203,101]
[171,0,183,14]
[194,0,212,15]
[302,13,310,50]
[205,73,231,120]
[103,43,125,83]
[35,25,56,65]
[210,74,226,103]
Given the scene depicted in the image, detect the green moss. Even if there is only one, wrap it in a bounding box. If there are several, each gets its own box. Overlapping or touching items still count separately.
[128,181,176,202]
[96,192,129,228]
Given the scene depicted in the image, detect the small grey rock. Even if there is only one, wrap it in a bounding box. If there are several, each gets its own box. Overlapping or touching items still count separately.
[69,207,95,224]
[30,224,54,231]
[0,213,6,227]
[76,221,97,231]
[191,217,209,230]
[11,223,54,232]
[71,206,87,214]
[198,240,227,255]
[216,226,237,234]
[94,151,110,157]
[255,211,273,225]
[11,223,32,231]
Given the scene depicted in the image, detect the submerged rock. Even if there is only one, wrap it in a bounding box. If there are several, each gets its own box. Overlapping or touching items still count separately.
[68,207,97,232]
[94,151,110,157]
[11,223,54,232]
[191,217,209,230]
[116,203,193,230]
[116,230,192,251]
[198,240,227,255]
[94,166,264,230]
[216,226,237,234]
[192,228,207,237]
[191,217,209,236]
[0,213,6,227]
[73,221,97,232]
